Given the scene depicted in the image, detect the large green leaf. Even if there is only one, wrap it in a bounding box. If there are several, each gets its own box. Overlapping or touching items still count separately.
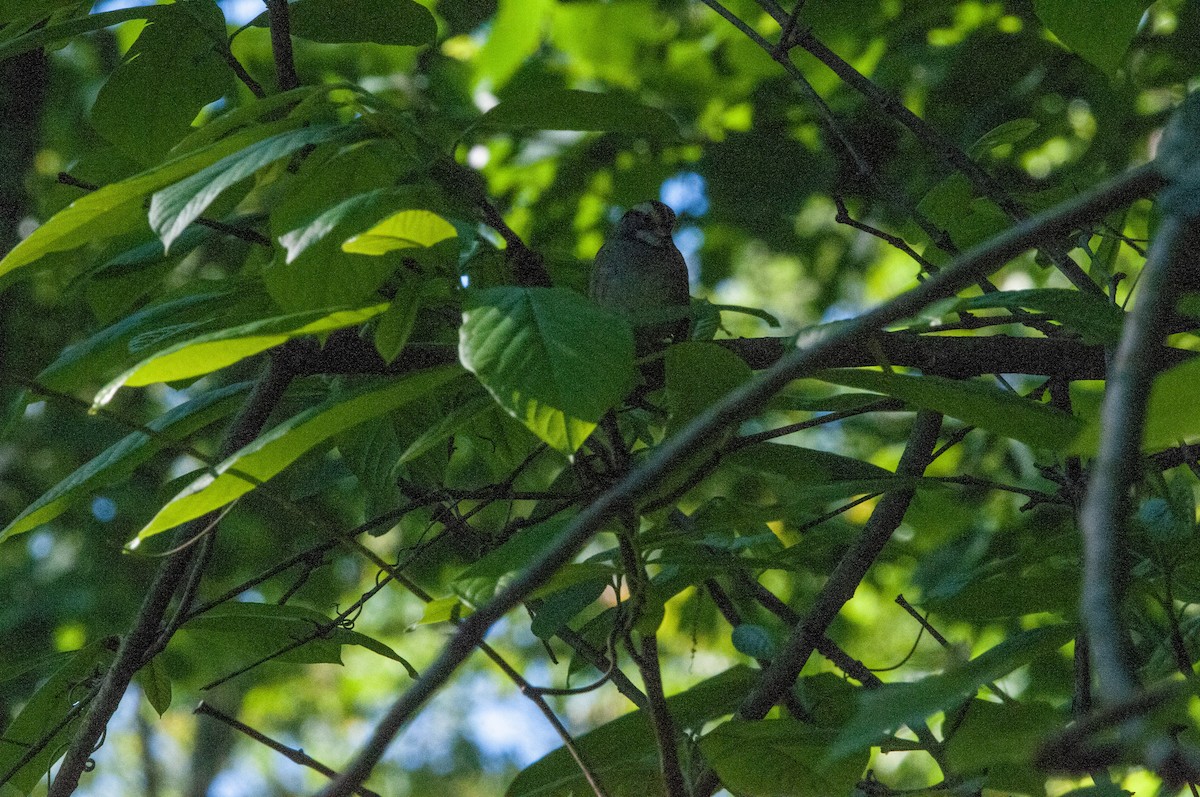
[130,366,462,544]
[954,289,1124,345]
[0,383,248,543]
[1071,355,1200,455]
[1033,0,1149,74]
[728,441,895,483]
[250,0,436,46]
[268,186,450,312]
[341,209,458,255]
[832,624,1075,759]
[699,720,868,797]
[813,369,1082,450]
[0,115,305,280]
[478,89,680,137]
[508,666,759,797]
[459,287,636,454]
[944,699,1065,788]
[94,303,389,405]
[89,2,230,164]
[178,602,414,673]
[0,6,169,61]
[665,341,752,435]
[149,123,350,251]
[453,517,575,608]
[0,639,116,794]
[38,287,276,391]
[474,0,552,88]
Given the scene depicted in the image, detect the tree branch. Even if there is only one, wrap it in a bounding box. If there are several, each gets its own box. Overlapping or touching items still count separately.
[265,0,299,91]
[194,701,381,797]
[1079,214,1189,703]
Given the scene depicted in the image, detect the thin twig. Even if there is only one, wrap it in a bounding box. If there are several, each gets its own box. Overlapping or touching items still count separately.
[194,702,381,797]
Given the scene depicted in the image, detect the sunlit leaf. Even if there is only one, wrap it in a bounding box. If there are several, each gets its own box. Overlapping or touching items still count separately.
[95,303,389,405]
[149,124,350,251]
[131,366,462,543]
[342,209,458,254]
[0,116,306,280]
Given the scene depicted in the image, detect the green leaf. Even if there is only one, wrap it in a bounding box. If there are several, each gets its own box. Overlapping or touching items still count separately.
[179,602,413,672]
[397,392,493,464]
[417,596,470,625]
[131,366,462,544]
[474,0,552,88]
[95,303,389,405]
[250,0,436,46]
[0,6,170,62]
[149,124,349,252]
[0,383,248,543]
[0,114,305,281]
[944,699,1064,773]
[459,287,636,454]
[956,289,1124,344]
[90,2,230,164]
[453,516,573,608]
[832,624,1074,759]
[269,186,450,312]
[967,118,1039,160]
[478,89,680,137]
[700,720,868,797]
[529,578,609,640]
[374,290,422,364]
[135,656,173,716]
[38,287,275,391]
[711,303,782,328]
[1072,356,1200,455]
[665,342,752,435]
[0,639,117,794]
[1033,0,1149,74]
[509,666,759,797]
[728,442,895,484]
[342,209,458,255]
[814,369,1082,451]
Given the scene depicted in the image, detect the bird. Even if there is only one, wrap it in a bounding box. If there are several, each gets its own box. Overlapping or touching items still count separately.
[589,200,691,352]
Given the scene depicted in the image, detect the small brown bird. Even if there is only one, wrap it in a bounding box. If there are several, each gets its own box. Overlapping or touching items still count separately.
[589,200,691,350]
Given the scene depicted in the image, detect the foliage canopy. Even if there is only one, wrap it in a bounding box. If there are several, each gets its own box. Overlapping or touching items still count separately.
[2,1,1200,796]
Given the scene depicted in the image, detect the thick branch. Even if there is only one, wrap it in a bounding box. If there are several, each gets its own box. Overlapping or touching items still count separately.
[1079,216,1189,703]
[265,0,299,91]
[298,326,1194,383]
[736,410,942,719]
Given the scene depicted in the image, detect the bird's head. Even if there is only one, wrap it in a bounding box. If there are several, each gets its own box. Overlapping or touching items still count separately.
[617,200,677,248]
